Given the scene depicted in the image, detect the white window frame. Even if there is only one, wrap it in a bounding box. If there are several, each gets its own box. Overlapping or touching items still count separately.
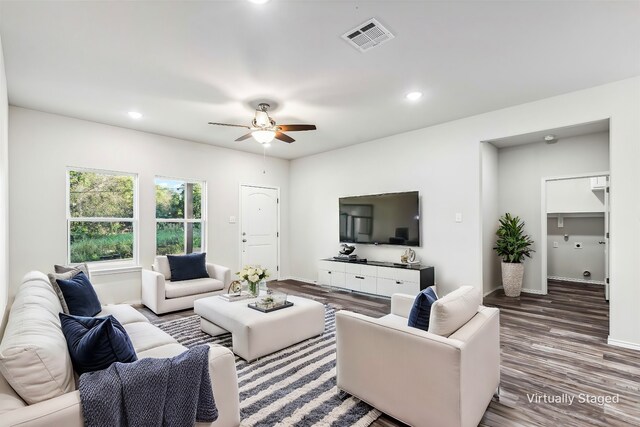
[154,176,207,255]
[66,167,139,267]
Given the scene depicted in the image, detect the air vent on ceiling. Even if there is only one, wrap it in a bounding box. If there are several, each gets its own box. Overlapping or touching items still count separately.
[341,18,395,53]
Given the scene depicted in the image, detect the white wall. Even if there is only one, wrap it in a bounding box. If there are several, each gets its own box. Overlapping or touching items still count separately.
[289,126,482,297]
[0,36,9,327]
[498,131,609,293]
[547,177,605,213]
[481,142,500,295]
[289,77,640,348]
[8,107,290,303]
[547,216,605,283]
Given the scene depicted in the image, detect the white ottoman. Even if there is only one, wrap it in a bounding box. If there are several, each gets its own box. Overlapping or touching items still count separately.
[194,295,326,361]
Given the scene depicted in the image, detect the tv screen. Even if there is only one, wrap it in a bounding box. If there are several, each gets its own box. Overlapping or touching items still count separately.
[339,191,420,246]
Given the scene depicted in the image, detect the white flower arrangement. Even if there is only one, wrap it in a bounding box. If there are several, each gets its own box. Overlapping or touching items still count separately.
[237,265,269,284]
[237,265,270,296]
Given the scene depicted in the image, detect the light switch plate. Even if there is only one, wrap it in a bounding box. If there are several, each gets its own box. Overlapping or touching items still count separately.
[455,213,462,223]
[229,216,237,224]
[553,242,559,248]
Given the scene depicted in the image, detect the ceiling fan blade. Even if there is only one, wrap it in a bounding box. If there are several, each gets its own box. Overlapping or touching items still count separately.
[275,132,295,143]
[208,122,251,129]
[277,124,316,132]
[235,133,253,141]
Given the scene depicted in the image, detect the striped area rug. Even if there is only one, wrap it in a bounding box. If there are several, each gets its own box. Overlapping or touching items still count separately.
[155,307,381,427]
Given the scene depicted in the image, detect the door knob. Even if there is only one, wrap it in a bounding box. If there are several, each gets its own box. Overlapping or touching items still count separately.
[242,239,247,242]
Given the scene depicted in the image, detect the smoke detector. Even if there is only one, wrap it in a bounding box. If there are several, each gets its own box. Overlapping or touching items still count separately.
[342,18,395,52]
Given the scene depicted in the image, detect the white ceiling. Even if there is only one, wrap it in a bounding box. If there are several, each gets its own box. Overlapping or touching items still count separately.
[488,119,610,148]
[1,1,639,160]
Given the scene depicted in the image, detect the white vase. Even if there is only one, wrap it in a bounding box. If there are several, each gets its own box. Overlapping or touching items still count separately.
[501,262,524,297]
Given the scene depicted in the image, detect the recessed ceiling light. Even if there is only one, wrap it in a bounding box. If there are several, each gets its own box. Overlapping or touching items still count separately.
[248,0,269,4]
[128,111,142,119]
[405,91,423,101]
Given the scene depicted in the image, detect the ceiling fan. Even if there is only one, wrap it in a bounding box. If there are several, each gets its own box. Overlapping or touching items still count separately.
[208,103,316,145]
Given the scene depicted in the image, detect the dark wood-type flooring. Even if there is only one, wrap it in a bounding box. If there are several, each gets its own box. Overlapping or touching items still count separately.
[138,279,640,427]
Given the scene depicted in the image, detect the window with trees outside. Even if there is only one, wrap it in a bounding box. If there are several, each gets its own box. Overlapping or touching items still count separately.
[67,169,137,264]
[155,178,205,255]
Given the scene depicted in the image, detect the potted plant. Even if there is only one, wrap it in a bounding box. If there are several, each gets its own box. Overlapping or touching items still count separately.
[493,213,535,297]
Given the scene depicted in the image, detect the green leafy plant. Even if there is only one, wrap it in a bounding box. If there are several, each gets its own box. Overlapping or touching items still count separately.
[494,213,535,263]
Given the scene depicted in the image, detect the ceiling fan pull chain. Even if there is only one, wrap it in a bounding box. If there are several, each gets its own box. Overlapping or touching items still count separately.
[263,145,267,174]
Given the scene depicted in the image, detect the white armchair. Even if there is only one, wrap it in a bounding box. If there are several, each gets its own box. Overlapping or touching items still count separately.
[336,287,500,427]
[142,256,231,314]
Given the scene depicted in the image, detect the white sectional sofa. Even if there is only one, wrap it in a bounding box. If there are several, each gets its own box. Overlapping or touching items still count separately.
[142,255,231,314]
[0,271,241,427]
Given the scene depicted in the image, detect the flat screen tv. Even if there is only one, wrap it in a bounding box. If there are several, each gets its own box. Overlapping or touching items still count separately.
[339,191,420,246]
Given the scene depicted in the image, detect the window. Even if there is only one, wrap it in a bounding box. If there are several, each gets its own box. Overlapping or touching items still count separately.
[67,169,137,264]
[155,178,205,255]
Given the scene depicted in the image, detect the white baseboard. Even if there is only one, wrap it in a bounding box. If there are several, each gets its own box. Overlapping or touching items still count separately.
[521,288,546,295]
[484,286,503,297]
[607,337,640,351]
[548,276,604,286]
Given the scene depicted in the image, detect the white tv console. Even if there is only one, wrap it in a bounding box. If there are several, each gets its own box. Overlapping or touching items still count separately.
[317,258,435,297]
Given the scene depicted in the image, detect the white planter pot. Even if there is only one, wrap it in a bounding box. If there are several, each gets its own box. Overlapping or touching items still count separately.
[501,262,524,297]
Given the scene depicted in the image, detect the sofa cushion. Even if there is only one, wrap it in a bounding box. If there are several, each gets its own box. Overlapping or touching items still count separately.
[136,343,188,359]
[167,253,209,281]
[60,313,137,375]
[153,255,172,280]
[0,374,26,415]
[165,278,224,299]
[0,272,75,405]
[98,304,149,325]
[407,287,438,331]
[56,272,102,317]
[428,285,481,337]
[123,322,177,353]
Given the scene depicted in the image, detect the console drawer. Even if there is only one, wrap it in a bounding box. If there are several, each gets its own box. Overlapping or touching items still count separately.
[346,273,376,294]
[377,277,420,297]
[345,263,378,277]
[319,260,346,272]
[377,266,421,283]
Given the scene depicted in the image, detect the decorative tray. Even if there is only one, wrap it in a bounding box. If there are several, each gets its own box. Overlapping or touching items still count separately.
[247,301,294,313]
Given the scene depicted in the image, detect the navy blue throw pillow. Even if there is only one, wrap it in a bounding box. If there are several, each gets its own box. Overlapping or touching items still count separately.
[60,313,137,375]
[408,287,438,331]
[167,253,209,281]
[56,271,102,317]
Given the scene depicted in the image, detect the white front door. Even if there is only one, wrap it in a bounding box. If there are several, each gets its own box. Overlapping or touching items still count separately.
[240,185,279,280]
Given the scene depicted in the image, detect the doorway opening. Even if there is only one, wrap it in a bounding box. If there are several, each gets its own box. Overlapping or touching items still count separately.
[481,119,610,304]
[542,174,609,299]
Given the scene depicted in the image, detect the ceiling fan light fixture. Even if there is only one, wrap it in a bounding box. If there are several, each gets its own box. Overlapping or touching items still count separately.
[252,130,276,144]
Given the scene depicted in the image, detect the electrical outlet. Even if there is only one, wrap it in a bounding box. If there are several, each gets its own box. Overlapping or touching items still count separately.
[574,242,583,249]
[553,242,559,248]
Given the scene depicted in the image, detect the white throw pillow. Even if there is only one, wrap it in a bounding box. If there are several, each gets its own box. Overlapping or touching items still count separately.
[153,256,172,280]
[0,272,75,404]
[428,285,481,337]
